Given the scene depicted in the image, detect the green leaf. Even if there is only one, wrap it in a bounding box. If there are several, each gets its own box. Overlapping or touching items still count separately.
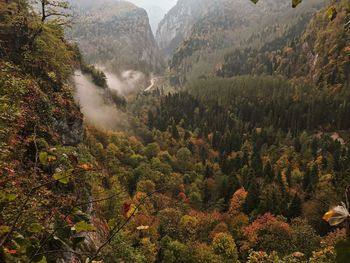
[7,193,18,201]
[53,169,73,184]
[0,225,10,234]
[27,223,43,233]
[336,239,350,263]
[108,219,117,229]
[72,221,96,233]
[39,152,48,165]
[292,0,302,8]
[0,191,18,202]
[36,256,47,263]
[326,6,337,21]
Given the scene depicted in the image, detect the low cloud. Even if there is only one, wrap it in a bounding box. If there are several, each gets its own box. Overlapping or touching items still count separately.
[73,70,131,130]
[97,66,146,96]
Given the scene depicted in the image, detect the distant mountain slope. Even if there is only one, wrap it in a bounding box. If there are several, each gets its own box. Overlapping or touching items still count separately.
[156,0,208,59]
[219,0,350,92]
[158,0,327,83]
[70,0,177,34]
[68,1,164,73]
[128,0,178,33]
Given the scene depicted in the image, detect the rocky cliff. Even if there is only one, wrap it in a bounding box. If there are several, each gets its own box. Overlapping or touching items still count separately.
[156,0,206,59]
[69,1,164,74]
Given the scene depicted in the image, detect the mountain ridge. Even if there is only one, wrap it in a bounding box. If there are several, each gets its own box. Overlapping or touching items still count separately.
[68,0,165,74]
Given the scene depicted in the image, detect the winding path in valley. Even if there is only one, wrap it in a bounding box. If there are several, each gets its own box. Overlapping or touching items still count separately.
[144,76,164,92]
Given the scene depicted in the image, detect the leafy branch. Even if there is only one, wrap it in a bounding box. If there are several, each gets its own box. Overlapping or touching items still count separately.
[87,186,169,262]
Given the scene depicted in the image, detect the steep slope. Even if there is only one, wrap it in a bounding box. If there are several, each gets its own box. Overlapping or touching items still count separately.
[158,0,326,83]
[128,0,178,33]
[69,1,164,74]
[156,0,207,59]
[219,0,350,92]
[70,0,178,34]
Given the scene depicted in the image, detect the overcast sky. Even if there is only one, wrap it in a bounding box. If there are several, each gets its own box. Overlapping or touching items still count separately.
[128,0,178,33]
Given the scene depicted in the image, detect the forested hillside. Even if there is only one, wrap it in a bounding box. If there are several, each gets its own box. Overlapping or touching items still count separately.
[1,0,350,263]
[165,0,327,83]
[218,0,350,92]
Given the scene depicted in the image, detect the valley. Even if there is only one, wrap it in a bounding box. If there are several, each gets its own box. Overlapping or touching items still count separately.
[0,0,350,263]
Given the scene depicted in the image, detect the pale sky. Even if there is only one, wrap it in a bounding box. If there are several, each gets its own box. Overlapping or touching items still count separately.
[128,0,178,33]
[70,0,178,33]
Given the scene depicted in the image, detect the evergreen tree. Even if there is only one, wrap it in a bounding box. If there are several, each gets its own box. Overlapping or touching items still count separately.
[244,181,260,214]
[263,161,274,183]
[286,165,292,187]
[294,137,302,152]
[171,123,180,139]
[286,193,303,219]
[148,110,154,129]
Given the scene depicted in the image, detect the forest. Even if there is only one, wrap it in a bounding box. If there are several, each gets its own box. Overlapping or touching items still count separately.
[0,0,350,263]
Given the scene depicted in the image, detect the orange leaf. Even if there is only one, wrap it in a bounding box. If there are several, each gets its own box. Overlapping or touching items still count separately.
[78,164,94,171]
[323,210,334,222]
[4,248,17,254]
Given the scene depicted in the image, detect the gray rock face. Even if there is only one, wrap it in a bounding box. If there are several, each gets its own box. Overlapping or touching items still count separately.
[156,0,205,59]
[69,1,164,73]
[55,117,83,146]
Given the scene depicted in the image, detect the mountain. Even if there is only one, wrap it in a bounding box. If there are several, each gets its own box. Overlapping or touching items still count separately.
[156,0,207,59]
[157,0,327,82]
[68,0,165,73]
[128,0,178,33]
[70,0,178,34]
[3,0,350,263]
[218,0,350,92]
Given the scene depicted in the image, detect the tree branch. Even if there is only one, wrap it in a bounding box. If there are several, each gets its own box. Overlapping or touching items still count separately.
[88,187,168,262]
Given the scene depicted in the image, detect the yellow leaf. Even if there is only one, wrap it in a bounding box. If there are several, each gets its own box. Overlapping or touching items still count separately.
[136,225,149,230]
[47,155,57,162]
[0,225,10,234]
[126,204,137,218]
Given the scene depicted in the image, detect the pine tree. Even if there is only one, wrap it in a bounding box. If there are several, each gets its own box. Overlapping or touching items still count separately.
[286,193,303,219]
[171,123,180,139]
[263,161,274,183]
[286,165,292,187]
[294,137,301,152]
[244,181,259,214]
[148,110,154,129]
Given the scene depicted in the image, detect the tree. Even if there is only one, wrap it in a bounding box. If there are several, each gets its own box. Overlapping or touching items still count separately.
[159,237,192,263]
[263,161,274,183]
[211,232,239,262]
[179,215,200,241]
[36,0,70,23]
[291,218,321,258]
[171,123,180,139]
[27,0,71,47]
[144,142,160,160]
[158,208,183,239]
[286,193,303,219]
[176,147,192,172]
[229,188,248,216]
[244,181,260,214]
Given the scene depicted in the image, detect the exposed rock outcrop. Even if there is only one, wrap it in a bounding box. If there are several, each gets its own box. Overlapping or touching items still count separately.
[69,1,164,74]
